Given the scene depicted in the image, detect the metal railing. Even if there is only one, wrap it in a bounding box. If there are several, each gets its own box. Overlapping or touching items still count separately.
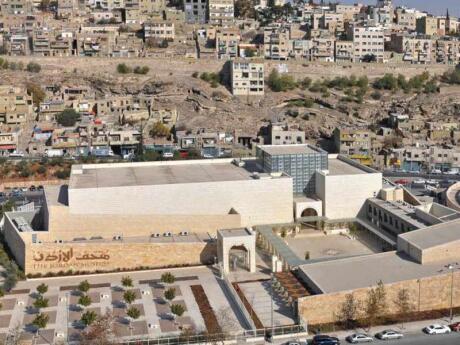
[120,324,306,345]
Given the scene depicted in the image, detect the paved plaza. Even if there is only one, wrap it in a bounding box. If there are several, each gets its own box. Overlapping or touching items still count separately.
[285,233,377,260]
[0,267,245,342]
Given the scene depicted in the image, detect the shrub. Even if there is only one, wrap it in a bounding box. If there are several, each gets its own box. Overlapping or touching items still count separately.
[127,306,141,320]
[36,283,48,295]
[26,62,41,73]
[81,310,97,326]
[192,71,199,78]
[54,169,70,179]
[33,296,49,309]
[26,82,46,106]
[123,290,136,305]
[121,276,133,288]
[117,63,132,74]
[370,91,382,100]
[268,69,297,92]
[78,295,92,307]
[133,66,149,75]
[78,280,91,294]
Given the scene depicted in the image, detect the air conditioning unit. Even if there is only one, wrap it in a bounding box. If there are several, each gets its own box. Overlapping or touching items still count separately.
[151,233,160,238]
[113,235,122,240]
[54,239,63,244]
[163,232,172,237]
[179,231,189,236]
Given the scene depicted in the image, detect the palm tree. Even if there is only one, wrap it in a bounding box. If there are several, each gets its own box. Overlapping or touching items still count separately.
[78,280,90,295]
[123,290,136,305]
[36,283,48,295]
[80,310,97,327]
[78,295,92,309]
[160,272,175,285]
[121,276,133,289]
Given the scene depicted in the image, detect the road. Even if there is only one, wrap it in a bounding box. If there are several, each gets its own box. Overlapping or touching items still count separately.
[275,332,460,345]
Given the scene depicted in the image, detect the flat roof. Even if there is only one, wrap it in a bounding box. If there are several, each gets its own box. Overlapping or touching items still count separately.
[218,228,253,238]
[69,159,275,189]
[398,219,460,250]
[369,198,428,229]
[327,158,368,176]
[299,251,456,293]
[258,144,321,156]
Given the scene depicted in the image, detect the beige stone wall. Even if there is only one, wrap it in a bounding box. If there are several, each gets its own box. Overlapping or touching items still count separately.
[421,240,460,265]
[298,272,460,325]
[3,215,26,269]
[24,241,216,275]
[44,204,242,240]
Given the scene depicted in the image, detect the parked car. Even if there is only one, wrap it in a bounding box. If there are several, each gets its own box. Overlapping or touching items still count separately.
[37,185,44,191]
[312,335,340,345]
[162,151,174,158]
[375,330,403,340]
[346,333,373,343]
[394,179,409,185]
[449,322,460,332]
[430,169,442,174]
[423,324,451,335]
[29,185,36,191]
[412,179,426,185]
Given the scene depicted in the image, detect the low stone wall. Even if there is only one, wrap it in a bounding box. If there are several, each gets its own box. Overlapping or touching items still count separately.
[24,241,216,276]
[298,271,460,325]
[0,180,65,192]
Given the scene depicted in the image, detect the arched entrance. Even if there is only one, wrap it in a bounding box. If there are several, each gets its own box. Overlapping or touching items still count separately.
[301,208,318,217]
[229,245,250,272]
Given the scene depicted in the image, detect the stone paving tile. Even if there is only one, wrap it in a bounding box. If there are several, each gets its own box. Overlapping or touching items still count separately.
[0,298,17,311]
[0,333,6,342]
[154,300,170,315]
[177,316,195,331]
[0,315,11,328]
[47,295,59,308]
[88,291,101,303]
[114,320,147,337]
[172,300,187,311]
[152,288,164,298]
[68,327,83,342]
[169,286,182,297]
[36,329,55,345]
[159,319,177,333]
[69,307,101,322]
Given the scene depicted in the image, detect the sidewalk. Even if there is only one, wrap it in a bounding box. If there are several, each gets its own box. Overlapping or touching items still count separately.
[317,315,460,340]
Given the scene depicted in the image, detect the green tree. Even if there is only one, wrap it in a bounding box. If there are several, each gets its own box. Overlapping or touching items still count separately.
[164,288,176,302]
[121,276,133,289]
[80,310,97,327]
[36,283,48,295]
[171,303,185,317]
[364,280,387,329]
[33,296,49,309]
[161,272,175,284]
[56,108,80,127]
[123,290,136,305]
[78,280,91,294]
[78,295,92,308]
[268,69,297,92]
[32,313,49,331]
[126,306,141,320]
[150,122,170,138]
[133,66,149,75]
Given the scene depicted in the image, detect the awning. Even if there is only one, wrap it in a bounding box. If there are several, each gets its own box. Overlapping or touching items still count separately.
[0,145,16,150]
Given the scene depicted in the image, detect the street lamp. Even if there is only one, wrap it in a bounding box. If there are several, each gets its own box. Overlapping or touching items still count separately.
[442,263,459,322]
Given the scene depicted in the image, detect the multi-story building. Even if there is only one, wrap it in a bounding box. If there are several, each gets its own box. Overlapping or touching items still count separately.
[333,128,373,166]
[334,4,362,23]
[389,33,432,64]
[264,27,290,60]
[208,0,234,26]
[395,7,420,31]
[144,21,175,42]
[57,0,80,17]
[352,26,385,63]
[230,61,264,96]
[0,131,19,156]
[0,86,34,125]
[215,27,240,59]
[184,0,207,24]
[320,13,344,34]
[0,0,30,15]
[256,144,328,195]
[335,40,354,62]
[416,16,438,36]
[435,37,460,64]
[139,0,166,13]
[268,123,305,146]
[310,37,335,62]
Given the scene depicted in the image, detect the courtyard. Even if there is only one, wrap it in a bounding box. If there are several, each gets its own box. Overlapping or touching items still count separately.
[0,267,245,343]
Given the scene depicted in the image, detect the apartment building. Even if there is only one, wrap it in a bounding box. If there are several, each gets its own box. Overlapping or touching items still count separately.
[0,0,29,15]
[435,38,460,64]
[352,26,385,63]
[389,33,432,64]
[7,34,30,56]
[416,16,438,36]
[0,131,19,156]
[319,13,344,34]
[184,0,207,24]
[310,37,335,62]
[264,27,290,60]
[0,86,34,125]
[208,0,234,26]
[333,128,373,166]
[395,8,421,31]
[335,40,354,62]
[139,0,166,13]
[334,4,362,22]
[57,0,80,17]
[144,21,175,42]
[215,27,240,59]
[268,123,305,146]
[230,61,264,96]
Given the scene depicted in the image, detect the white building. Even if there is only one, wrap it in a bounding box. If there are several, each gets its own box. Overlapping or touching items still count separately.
[230,61,265,96]
[352,26,385,63]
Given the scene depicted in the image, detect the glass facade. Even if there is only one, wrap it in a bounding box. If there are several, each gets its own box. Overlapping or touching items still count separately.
[257,146,328,195]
